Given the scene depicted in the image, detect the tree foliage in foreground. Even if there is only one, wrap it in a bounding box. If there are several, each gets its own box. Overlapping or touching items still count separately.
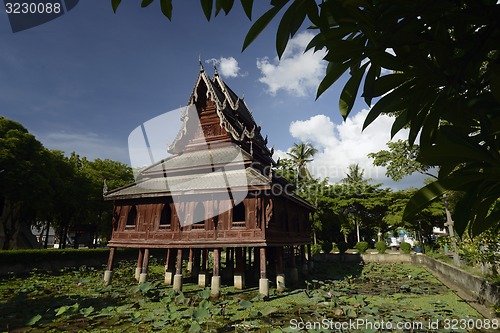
[114,0,500,237]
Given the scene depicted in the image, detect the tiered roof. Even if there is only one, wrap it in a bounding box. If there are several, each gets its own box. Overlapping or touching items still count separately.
[104,64,305,204]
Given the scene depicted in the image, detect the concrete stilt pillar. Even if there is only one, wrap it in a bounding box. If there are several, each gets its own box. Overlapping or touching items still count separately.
[259,278,269,297]
[173,248,183,291]
[198,248,208,287]
[135,267,142,281]
[307,244,314,270]
[234,247,245,289]
[173,274,183,291]
[211,276,221,298]
[275,246,285,292]
[164,248,176,285]
[104,247,116,285]
[301,245,308,275]
[276,274,285,291]
[164,270,174,285]
[259,247,269,297]
[211,248,221,298]
[139,248,150,283]
[104,270,113,285]
[135,248,144,281]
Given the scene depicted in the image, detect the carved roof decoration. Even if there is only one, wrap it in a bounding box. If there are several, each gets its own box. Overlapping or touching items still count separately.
[169,62,274,164]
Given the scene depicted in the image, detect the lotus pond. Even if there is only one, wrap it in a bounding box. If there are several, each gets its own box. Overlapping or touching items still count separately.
[0,260,488,332]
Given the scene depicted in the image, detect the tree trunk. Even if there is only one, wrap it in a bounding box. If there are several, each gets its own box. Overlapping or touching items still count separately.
[443,193,460,267]
[43,220,50,248]
[59,224,69,249]
[1,200,21,250]
[57,224,64,249]
[356,220,360,243]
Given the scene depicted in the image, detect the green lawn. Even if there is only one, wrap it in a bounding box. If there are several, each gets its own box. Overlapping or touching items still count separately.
[0,260,490,332]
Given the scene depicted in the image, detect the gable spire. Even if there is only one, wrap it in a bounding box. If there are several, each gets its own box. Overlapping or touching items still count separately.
[199,55,204,72]
[213,60,219,77]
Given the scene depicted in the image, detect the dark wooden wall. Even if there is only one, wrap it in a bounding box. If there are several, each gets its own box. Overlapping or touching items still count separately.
[108,192,310,248]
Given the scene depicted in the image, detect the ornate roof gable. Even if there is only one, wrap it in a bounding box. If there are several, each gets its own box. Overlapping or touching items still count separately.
[169,63,274,165]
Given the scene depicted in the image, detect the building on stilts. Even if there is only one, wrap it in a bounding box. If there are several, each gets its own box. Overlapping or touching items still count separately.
[102,63,314,297]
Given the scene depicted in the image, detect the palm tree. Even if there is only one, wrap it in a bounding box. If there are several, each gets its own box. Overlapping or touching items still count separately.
[342,164,371,186]
[286,142,318,183]
[342,164,370,243]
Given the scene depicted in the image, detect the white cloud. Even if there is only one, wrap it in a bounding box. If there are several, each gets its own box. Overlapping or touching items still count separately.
[206,57,245,78]
[256,31,327,97]
[286,110,426,188]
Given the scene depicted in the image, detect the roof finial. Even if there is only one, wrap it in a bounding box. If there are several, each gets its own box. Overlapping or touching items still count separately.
[213,59,219,76]
[199,55,204,72]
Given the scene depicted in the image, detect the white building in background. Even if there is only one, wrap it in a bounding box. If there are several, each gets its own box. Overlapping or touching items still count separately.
[433,226,448,236]
[31,225,56,247]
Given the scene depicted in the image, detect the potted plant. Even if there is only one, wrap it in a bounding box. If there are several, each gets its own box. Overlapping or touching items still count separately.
[413,242,423,253]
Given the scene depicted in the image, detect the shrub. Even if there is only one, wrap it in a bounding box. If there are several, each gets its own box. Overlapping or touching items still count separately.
[336,241,349,254]
[311,244,322,256]
[375,241,387,254]
[321,242,333,254]
[400,242,412,254]
[355,241,369,254]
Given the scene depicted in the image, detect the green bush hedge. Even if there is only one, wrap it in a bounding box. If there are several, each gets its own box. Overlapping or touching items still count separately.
[400,242,412,254]
[321,242,333,254]
[375,241,387,254]
[355,241,369,254]
[0,248,138,266]
[336,241,350,254]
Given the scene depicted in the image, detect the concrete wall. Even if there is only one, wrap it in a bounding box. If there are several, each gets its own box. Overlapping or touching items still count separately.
[313,252,412,264]
[361,253,413,263]
[313,252,499,308]
[0,249,138,277]
[0,258,106,276]
[413,255,500,307]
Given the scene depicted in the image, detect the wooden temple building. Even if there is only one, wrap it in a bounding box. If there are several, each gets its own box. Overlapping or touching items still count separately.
[103,64,314,297]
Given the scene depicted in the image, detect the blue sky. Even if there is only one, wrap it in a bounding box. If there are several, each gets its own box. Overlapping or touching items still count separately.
[0,1,427,188]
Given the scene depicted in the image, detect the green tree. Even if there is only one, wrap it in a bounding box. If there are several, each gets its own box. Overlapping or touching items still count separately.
[368,140,434,181]
[79,157,134,244]
[369,140,460,264]
[338,164,380,243]
[276,156,331,244]
[48,153,133,248]
[286,142,318,182]
[0,117,53,249]
[43,150,84,249]
[116,0,500,236]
